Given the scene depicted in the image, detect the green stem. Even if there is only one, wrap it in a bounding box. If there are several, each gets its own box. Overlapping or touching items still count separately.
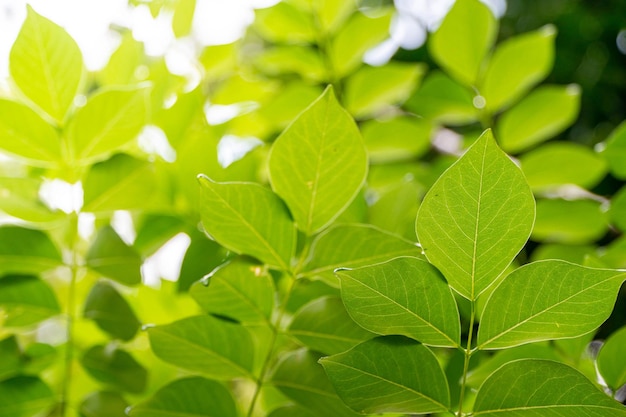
[457,301,476,417]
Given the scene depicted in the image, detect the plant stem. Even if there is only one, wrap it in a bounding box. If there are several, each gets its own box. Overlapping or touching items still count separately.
[457,301,476,417]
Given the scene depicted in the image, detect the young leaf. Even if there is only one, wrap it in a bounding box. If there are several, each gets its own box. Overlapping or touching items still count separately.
[473,359,626,416]
[86,226,142,286]
[602,121,626,179]
[429,0,497,86]
[288,296,373,355]
[301,224,422,285]
[478,260,626,349]
[198,176,296,270]
[416,130,535,300]
[254,2,316,44]
[336,257,460,347]
[597,326,626,391]
[533,199,608,244]
[497,85,581,153]
[190,258,274,324]
[178,231,229,292]
[9,5,83,123]
[147,315,254,380]
[268,86,368,235]
[0,336,22,380]
[0,275,61,327]
[320,336,450,414]
[0,376,55,417]
[81,345,147,393]
[83,281,141,341]
[361,116,432,163]
[0,226,62,275]
[80,391,129,417]
[129,377,237,417]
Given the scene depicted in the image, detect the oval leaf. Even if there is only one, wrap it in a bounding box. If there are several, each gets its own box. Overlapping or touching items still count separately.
[0,275,60,327]
[602,121,626,179]
[0,226,62,275]
[0,376,55,417]
[81,344,147,393]
[478,260,626,349]
[416,130,535,300]
[83,281,141,341]
[533,199,608,244]
[86,226,142,286]
[80,391,129,417]
[597,326,626,391]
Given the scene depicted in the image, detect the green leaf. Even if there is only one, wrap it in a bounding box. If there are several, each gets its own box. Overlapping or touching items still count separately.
[602,121,626,179]
[178,231,229,292]
[497,85,581,153]
[520,142,607,192]
[478,260,626,349]
[336,257,460,347]
[129,377,237,417]
[473,359,626,416]
[83,154,157,212]
[83,281,141,341]
[86,226,143,286]
[0,336,21,380]
[302,0,355,34]
[597,326,626,391]
[133,214,186,258]
[0,177,62,223]
[269,86,367,235]
[172,0,196,38]
[361,116,432,163]
[0,226,62,275]
[260,83,323,128]
[429,0,497,86]
[532,199,608,244]
[288,296,373,355]
[271,349,361,417]
[190,258,274,324]
[9,5,83,123]
[268,405,316,417]
[610,186,626,232]
[98,33,144,86]
[416,130,535,300]
[81,344,147,393]
[301,224,422,285]
[198,177,296,270]
[0,376,55,417]
[480,25,556,112]
[0,275,61,327]
[67,86,149,163]
[148,315,254,379]
[0,99,62,165]
[254,2,316,43]
[320,336,450,414]
[80,391,129,417]
[255,47,326,82]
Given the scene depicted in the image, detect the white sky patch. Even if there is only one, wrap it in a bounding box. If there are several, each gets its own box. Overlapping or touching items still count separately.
[111,210,136,245]
[217,134,263,168]
[204,101,259,125]
[39,179,83,214]
[141,232,191,287]
[137,124,177,162]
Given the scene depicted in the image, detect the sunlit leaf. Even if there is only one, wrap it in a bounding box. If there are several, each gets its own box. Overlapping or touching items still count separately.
[178,231,229,292]
[81,344,147,393]
[80,391,129,417]
[0,177,62,223]
[0,226,62,275]
[98,33,144,86]
[602,121,626,179]
[254,2,316,43]
[597,326,626,391]
[86,226,143,286]
[361,116,432,163]
[267,405,315,417]
[532,199,608,244]
[0,275,60,327]
[172,0,196,38]
[0,376,55,417]
[83,281,141,341]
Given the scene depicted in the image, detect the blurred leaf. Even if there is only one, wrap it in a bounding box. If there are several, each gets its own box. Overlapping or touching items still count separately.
[0,376,55,417]
[610,185,626,232]
[532,199,608,244]
[320,336,450,414]
[297,0,355,33]
[81,344,147,393]
[178,231,228,292]
[198,43,237,80]
[9,6,83,123]
[0,336,21,380]
[86,226,143,286]
[99,33,144,86]
[597,326,626,391]
[0,177,62,223]
[255,46,326,82]
[20,343,56,375]
[429,0,497,86]
[133,214,186,257]
[259,82,322,128]
[530,243,595,263]
[0,275,60,327]
[80,391,129,417]
[368,178,422,240]
[254,2,316,43]
[497,85,581,153]
[361,116,431,163]
[0,226,62,275]
[602,121,626,179]
[172,0,196,38]
[83,281,141,341]
[267,405,316,417]
[269,86,367,235]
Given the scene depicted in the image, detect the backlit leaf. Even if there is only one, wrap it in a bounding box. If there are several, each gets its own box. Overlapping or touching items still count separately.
[361,116,432,163]
[0,226,62,275]
[597,326,626,391]
[602,121,626,179]
[254,2,316,44]
[80,391,129,417]
[83,281,141,341]
[0,275,60,327]
[86,226,142,286]
[81,344,147,393]
[532,199,608,244]
[0,177,62,223]
[0,376,55,417]
[178,231,229,292]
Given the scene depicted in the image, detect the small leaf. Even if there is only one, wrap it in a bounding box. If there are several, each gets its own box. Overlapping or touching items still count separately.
[416,130,535,300]
[473,359,626,416]
[0,275,61,327]
[533,199,608,244]
[597,326,626,391]
[268,86,368,235]
[254,2,316,44]
[0,336,21,380]
[610,186,626,233]
[320,336,450,414]
[289,296,373,355]
[129,377,237,417]
[133,214,186,258]
[148,315,254,379]
[80,391,129,417]
[336,257,460,347]
[361,116,432,163]
[83,281,141,341]
[9,5,83,122]
[602,121,626,179]
[81,344,147,393]
[190,258,274,324]
[429,0,497,86]
[497,85,581,153]
[86,226,142,286]
[0,226,62,275]
[198,176,296,270]
[301,224,422,285]
[0,376,55,417]
[178,231,229,292]
[478,260,626,349]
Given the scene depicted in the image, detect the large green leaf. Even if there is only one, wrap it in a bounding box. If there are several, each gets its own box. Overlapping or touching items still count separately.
[147,315,254,379]
[80,391,129,417]
[497,85,581,153]
[0,226,62,275]
[9,6,83,123]
[129,377,237,417]
[81,344,147,393]
[429,0,497,86]
[301,224,422,285]
[190,258,274,324]
[83,281,141,341]
[86,226,142,286]
[0,99,62,165]
[478,260,626,349]
[268,87,367,235]
[474,359,626,416]
[320,336,450,414]
[0,376,55,417]
[198,177,296,270]
[0,275,60,327]
[597,326,626,391]
[66,87,149,163]
[416,130,535,300]
[336,257,460,347]
[288,296,373,355]
[480,25,556,112]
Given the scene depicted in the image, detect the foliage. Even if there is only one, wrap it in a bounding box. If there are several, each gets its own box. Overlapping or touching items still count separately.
[0,0,625,416]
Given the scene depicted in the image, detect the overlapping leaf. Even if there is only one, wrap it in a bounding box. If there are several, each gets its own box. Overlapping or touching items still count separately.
[86,226,142,286]
[0,275,60,327]
[83,281,141,341]
[0,227,63,275]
